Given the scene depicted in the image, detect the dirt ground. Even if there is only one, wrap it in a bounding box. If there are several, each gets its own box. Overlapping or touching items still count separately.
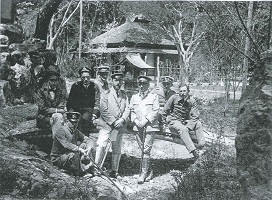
[0,83,240,199]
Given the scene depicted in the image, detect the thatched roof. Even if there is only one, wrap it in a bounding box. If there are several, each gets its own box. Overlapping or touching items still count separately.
[86,20,176,51]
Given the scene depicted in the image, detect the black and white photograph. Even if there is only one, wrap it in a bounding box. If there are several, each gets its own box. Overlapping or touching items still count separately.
[0,0,271,199]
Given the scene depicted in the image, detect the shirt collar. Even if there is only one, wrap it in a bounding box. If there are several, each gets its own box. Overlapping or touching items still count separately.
[139,90,149,99]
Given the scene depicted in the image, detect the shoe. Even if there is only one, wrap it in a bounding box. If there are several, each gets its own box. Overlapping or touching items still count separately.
[191,149,205,159]
[83,173,94,178]
[145,170,153,182]
[138,172,147,184]
[93,168,102,176]
[109,170,119,179]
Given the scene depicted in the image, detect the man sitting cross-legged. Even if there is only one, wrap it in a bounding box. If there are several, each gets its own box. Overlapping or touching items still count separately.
[161,84,205,159]
[50,112,95,176]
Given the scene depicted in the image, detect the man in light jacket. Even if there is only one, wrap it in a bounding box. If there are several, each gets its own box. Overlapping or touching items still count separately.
[130,75,160,184]
[95,73,130,178]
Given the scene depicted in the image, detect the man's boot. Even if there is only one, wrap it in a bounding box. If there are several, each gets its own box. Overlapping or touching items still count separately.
[110,153,121,178]
[138,158,150,184]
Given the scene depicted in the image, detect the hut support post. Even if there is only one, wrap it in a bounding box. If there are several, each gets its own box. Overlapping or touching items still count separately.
[156,55,160,84]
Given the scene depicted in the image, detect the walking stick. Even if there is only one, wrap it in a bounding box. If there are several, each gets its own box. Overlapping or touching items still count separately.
[99,138,112,169]
[88,156,128,199]
[99,129,118,168]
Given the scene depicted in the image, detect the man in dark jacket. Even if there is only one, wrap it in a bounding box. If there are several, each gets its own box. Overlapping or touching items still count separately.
[152,76,176,107]
[36,67,67,129]
[66,67,100,134]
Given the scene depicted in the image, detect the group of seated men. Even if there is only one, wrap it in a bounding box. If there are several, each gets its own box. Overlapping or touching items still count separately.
[35,64,205,184]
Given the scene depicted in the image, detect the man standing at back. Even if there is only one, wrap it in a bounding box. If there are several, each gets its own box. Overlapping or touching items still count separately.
[94,65,111,94]
[155,76,176,106]
[67,67,100,134]
[95,73,130,178]
[36,66,67,129]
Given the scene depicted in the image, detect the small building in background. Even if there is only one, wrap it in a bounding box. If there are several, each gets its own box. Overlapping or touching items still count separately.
[84,16,180,83]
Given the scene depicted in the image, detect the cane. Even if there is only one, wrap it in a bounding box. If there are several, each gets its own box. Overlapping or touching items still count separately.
[99,138,112,169]
[88,156,128,199]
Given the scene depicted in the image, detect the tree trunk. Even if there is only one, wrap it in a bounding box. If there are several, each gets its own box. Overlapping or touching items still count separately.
[34,0,63,41]
[242,1,253,93]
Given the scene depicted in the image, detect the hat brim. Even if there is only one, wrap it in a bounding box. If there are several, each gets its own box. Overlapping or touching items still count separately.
[137,75,152,81]
[111,73,123,79]
[170,87,179,93]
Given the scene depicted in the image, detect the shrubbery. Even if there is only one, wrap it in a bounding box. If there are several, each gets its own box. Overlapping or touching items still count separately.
[171,141,243,200]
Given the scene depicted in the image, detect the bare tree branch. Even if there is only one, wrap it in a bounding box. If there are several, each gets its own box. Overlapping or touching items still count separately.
[202,5,258,64]
[48,1,80,49]
[234,1,261,55]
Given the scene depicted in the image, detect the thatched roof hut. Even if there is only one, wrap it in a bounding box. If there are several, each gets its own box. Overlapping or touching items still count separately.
[85,18,178,55]
[84,18,179,80]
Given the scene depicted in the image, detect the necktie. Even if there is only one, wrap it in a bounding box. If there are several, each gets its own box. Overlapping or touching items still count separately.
[103,82,108,90]
[49,90,55,100]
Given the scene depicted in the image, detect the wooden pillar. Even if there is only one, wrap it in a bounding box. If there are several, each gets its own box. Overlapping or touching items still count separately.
[156,55,160,84]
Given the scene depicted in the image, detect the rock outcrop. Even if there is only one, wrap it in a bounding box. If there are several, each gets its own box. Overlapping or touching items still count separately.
[236,50,272,199]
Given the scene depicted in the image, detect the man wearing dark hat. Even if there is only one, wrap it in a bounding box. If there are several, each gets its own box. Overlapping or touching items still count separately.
[36,66,67,129]
[93,65,111,93]
[161,84,205,159]
[3,68,27,106]
[95,72,130,178]
[130,75,160,184]
[67,67,100,134]
[50,112,95,176]
[152,76,176,107]
[151,76,177,131]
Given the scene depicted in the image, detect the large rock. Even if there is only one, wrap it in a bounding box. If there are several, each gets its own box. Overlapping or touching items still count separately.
[0,24,23,43]
[236,50,272,199]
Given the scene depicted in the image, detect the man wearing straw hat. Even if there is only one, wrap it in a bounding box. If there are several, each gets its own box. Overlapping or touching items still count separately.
[95,72,130,178]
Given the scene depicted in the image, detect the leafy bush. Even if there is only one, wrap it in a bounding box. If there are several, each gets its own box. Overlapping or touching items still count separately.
[171,142,243,200]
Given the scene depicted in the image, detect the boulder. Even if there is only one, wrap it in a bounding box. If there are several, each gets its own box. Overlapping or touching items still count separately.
[236,50,272,198]
[0,24,23,43]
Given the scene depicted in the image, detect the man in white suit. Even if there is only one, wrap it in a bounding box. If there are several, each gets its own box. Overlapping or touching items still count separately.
[95,73,130,178]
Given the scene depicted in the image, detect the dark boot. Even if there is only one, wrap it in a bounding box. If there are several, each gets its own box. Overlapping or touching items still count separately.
[138,158,150,184]
[109,170,118,178]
